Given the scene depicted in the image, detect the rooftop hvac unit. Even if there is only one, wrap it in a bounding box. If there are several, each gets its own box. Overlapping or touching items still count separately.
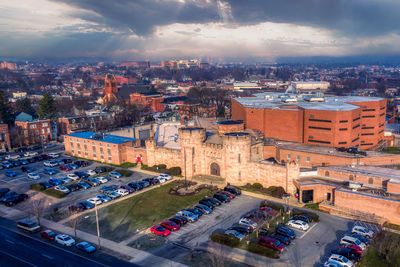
[264,95,274,100]
[282,97,297,103]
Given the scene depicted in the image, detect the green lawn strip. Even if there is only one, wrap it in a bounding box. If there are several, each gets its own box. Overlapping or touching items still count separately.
[383,147,400,154]
[77,181,212,242]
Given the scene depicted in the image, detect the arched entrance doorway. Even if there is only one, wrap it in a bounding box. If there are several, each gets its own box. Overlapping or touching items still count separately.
[210,162,220,176]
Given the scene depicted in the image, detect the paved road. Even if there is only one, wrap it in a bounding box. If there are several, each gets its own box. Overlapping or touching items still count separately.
[0,218,136,267]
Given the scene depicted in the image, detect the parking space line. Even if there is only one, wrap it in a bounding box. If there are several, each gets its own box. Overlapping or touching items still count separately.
[298,222,318,239]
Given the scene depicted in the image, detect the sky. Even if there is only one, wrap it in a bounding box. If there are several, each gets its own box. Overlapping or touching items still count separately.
[1,0,400,62]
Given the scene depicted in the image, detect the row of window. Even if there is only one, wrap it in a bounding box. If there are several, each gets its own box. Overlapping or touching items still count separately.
[287,154,310,162]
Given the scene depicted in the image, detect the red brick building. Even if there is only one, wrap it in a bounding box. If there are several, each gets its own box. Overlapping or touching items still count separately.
[232,93,386,149]
[103,74,118,103]
[129,92,164,112]
[15,119,52,146]
[58,114,114,135]
[0,124,11,151]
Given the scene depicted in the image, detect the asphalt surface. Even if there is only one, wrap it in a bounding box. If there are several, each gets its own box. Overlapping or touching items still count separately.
[0,217,136,267]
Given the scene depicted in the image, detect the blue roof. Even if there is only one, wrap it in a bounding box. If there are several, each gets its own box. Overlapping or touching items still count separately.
[66,131,136,144]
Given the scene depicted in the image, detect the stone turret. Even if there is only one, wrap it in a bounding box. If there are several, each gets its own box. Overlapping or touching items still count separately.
[179,127,206,178]
[223,132,251,183]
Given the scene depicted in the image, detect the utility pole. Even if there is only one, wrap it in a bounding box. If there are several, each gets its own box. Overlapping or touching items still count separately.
[184,149,187,190]
[95,205,101,249]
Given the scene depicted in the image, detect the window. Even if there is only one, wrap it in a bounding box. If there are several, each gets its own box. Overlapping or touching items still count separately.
[349,175,354,181]
[287,154,291,159]
[352,137,359,142]
[361,133,374,136]
[306,157,310,163]
[35,130,39,134]
[362,109,375,112]
[296,155,300,161]
[41,129,45,134]
[362,127,374,129]
[339,128,347,131]
[368,178,373,184]
[338,142,347,144]
[308,139,330,144]
[308,126,331,131]
[361,143,373,146]
[309,118,331,123]
[238,171,241,179]
[353,117,360,122]
[352,124,360,129]
[325,171,330,177]
[238,154,241,163]
[30,125,36,129]
[378,130,384,134]
[193,164,196,173]
[47,128,50,133]
[42,122,48,127]
[339,120,348,123]
[192,147,195,156]
[379,113,385,117]
[380,106,386,110]
[107,144,110,148]
[362,115,375,118]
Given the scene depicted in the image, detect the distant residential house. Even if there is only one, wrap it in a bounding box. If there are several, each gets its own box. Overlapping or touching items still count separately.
[0,124,11,152]
[14,112,52,146]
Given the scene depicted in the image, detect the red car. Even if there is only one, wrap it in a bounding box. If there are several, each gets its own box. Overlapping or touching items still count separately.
[40,230,56,240]
[219,191,235,199]
[340,244,363,255]
[59,166,71,171]
[259,206,279,216]
[160,220,180,231]
[150,225,171,237]
[258,236,285,253]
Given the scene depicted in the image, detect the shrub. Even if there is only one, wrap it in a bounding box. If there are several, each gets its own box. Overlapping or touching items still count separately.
[292,209,319,222]
[115,169,132,177]
[157,164,167,170]
[260,201,285,212]
[267,186,286,198]
[167,167,182,176]
[247,242,279,259]
[30,183,45,192]
[210,232,240,247]
[44,189,66,198]
[252,183,263,189]
[118,162,137,168]
[141,164,148,170]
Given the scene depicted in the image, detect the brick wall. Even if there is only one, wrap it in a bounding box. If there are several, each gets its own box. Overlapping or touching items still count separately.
[387,180,400,194]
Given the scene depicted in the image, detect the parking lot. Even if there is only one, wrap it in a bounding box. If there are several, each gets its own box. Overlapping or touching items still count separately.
[0,151,152,217]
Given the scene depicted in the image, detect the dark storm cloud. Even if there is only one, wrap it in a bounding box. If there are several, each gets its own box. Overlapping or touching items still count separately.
[52,0,221,35]
[52,0,400,37]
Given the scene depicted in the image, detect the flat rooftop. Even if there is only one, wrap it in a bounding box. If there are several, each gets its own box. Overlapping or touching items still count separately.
[234,92,384,111]
[320,165,400,182]
[66,131,136,144]
[269,139,394,158]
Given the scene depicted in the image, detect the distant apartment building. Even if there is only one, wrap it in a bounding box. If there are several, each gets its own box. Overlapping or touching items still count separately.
[161,59,201,69]
[0,61,17,70]
[233,82,262,91]
[120,61,150,69]
[15,114,52,146]
[58,114,114,135]
[129,92,164,112]
[0,124,11,151]
[293,81,330,91]
[232,93,387,150]
[178,103,217,119]
[64,132,136,165]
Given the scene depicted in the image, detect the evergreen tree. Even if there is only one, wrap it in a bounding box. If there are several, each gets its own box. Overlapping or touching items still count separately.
[38,93,56,119]
[15,98,36,117]
[0,89,14,125]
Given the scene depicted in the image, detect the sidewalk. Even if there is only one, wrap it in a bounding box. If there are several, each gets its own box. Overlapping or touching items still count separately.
[241,190,303,208]
[0,205,186,267]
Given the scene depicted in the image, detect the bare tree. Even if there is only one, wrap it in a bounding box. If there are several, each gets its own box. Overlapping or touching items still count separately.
[30,198,47,226]
[67,210,82,239]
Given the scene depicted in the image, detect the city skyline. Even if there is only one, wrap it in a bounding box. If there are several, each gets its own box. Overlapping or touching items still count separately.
[2,0,400,61]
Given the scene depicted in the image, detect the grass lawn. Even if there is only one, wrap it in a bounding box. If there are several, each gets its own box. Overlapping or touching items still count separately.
[77,181,213,242]
[128,234,167,251]
[383,147,400,154]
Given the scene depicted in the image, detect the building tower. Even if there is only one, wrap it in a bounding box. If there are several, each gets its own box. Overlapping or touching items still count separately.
[103,74,118,103]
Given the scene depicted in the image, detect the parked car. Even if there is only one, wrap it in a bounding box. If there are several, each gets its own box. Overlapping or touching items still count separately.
[77,181,91,190]
[128,182,143,191]
[0,188,10,198]
[339,244,363,255]
[347,232,370,245]
[351,225,374,239]
[43,168,57,175]
[161,220,180,231]
[86,170,97,176]
[74,171,89,179]
[104,190,121,199]
[115,188,129,196]
[62,158,73,164]
[138,180,150,188]
[40,230,56,240]
[120,185,135,193]
[276,226,296,239]
[194,204,212,214]
[66,184,80,192]
[55,234,75,246]
[96,194,112,203]
[269,232,291,246]
[68,203,85,213]
[292,214,312,223]
[94,167,106,173]
[287,220,310,231]
[69,163,79,170]
[150,225,171,237]
[78,200,95,210]
[48,178,63,186]
[158,173,172,180]
[239,217,257,229]
[224,186,242,196]
[99,185,118,193]
[44,161,58,167]
[340,236,366,250]
[328,254,354,267]
[225,229,245,240]
[185,208,203,217]
[59,165,72,171]
[76,242,96,253]
[176,210,198,222]
[228,225,253,235]
[67,173,79,180]
[2,194,28,206]
[24,151,38,157]
[6,154,20,160]
[331,248,361,262]
[213,193,230,203]
[219,190,235,199]
[2,161,13,168]
[61,177,73,184]
[5,170,17,177]
[19,159,29,165]
[324,260,346,267]
[87,197,102,206]
[21,166,35,173]
[169,216,187,226]
[48,152,59,158]
[17,219,40,233]
[39,182,52,189]
[74,160,90,167]
[96,177,109,184]
[109,171,122,179]
[27,173,40,180]
[157,176,167,183]
[258,236,285,253]
[86,177,101,187]
[54,185,70,194]
[206,197,221,206]
[199,199,215,209]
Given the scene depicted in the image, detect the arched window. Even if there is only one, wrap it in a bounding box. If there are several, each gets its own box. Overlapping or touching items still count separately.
[325,171,330,177]
[368,178,374,184]
[210,163,220,176]
[349,175,354,181]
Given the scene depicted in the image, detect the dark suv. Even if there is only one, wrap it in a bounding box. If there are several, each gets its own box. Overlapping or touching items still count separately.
[224,186,242,196]
[213,193,230,203]
[276,226,296,239]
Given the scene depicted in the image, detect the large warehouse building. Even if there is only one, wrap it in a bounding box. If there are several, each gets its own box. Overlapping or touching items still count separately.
[232,93,386,150]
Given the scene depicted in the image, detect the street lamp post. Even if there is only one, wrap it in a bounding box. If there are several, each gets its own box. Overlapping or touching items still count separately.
[95,205,101,249]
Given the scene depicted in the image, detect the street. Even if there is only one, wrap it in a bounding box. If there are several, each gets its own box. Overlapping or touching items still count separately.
[0,218,136,267]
